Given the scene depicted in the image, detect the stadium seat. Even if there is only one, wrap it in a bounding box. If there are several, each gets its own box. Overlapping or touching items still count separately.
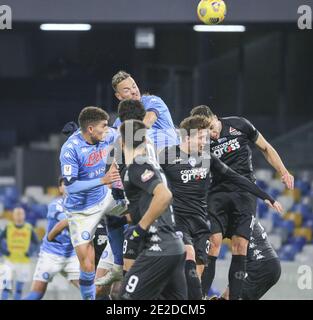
[46,187,60,197]
[303,218,313,229]
[255,169,272,183]
[290,236,306,251]
[25,186,44,201]
[293,227,313,242]
[267,188,281,199]
[256,180,268,190]
[2,210,13,221]
[283,212,302,228]
[302,244,313,255]
[295,252,312,264]
[278,244,298,261]
[259,218,273,233]
[268,179,285,193]
[277,195,294,212]
[257,200,269,219]
[222,238,232,250]
[272,213,284,228]
[294,180,311,197]
[283,188,301,203]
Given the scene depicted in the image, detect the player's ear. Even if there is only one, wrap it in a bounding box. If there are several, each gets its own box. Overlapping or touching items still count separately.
[115,91,122,101]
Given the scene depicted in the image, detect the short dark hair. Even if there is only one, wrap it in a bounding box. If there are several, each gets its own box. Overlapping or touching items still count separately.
[112,70,131,91]
[78,107,109,132]
[190,105,214,118]
[118,99,146,122]
[120,120,147,150]
[179,115,210,136]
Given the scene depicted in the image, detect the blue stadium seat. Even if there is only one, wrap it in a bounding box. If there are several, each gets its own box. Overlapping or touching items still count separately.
[267,188,281,199]
[272,213,284,228]
[280,220,295,235]
[278,244,298,261]
[257,200,269,219]
[292,203,312,220]
[290,236,306,251]
[295,180,311,197]
[256,180,268,190]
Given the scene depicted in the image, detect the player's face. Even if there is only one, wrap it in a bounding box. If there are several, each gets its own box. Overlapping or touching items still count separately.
[189,129,209,154]
[12,208,25,225]
[115,77,141,101]
[89,120,109,144]
[208,116,221,140]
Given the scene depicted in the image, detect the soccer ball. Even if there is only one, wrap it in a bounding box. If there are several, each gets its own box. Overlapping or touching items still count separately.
[197,0,227,25]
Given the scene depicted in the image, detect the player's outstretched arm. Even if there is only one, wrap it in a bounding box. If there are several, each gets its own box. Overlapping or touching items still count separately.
[211,154,284,215]
[47,220,69,241]
[255,133,294,189]
[143,111,158,128]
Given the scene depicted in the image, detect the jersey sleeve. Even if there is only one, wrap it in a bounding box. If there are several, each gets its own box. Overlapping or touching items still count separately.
[112,117,122,129]
[128,163,162,195]
[210,153,229,175]
[239,117,259,142]
[59,143,79,181]
[142,95,167,118]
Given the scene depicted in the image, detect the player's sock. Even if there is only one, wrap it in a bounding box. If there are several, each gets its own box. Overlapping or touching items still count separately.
[228,255,246,300]
[14,281,24,300]
[23,291,44,300]
[185,260,202,300]
[108,226,124,266]
[79,270,96,300]
[201,255,217,297]
[1,288,11,300]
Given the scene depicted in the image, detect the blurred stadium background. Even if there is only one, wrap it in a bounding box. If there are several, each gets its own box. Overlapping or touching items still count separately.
[0,0,313,299]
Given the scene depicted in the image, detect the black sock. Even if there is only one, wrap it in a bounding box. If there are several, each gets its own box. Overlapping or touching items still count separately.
[228,255,246,300]
[185,260,202,300]
[201,255,217,297]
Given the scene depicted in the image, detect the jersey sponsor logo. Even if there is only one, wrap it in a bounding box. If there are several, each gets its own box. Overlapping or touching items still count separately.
[85,149,107,167]
[148,244,162,252]
[141,169,155,182]
[188,157,197,167]
[89,166,106,178]
[180,168,207,183]
[229,127,242,136]
[212,138,240,158]
[63,165,72,176]
[217,137,227,143]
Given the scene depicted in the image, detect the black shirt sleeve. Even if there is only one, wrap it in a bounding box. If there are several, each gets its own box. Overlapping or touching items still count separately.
[128,163,162,195]
[211,154,275,204]
[238,117,259,143]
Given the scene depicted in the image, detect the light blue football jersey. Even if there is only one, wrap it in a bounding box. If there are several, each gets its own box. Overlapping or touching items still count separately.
[40,197,75,257]
[60,128,118,212]
[112,95,178,149]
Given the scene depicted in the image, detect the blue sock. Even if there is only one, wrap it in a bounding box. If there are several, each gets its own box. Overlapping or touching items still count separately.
[79,271,95,300]
[14,281,24,300]
[23,291,44,300]
[107,225,124,265]
[1,288,11,300]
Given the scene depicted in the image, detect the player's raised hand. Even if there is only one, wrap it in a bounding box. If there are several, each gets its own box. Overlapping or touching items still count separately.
[281,171,294,190]
[265,200,284,215]
[101,166,121,185]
